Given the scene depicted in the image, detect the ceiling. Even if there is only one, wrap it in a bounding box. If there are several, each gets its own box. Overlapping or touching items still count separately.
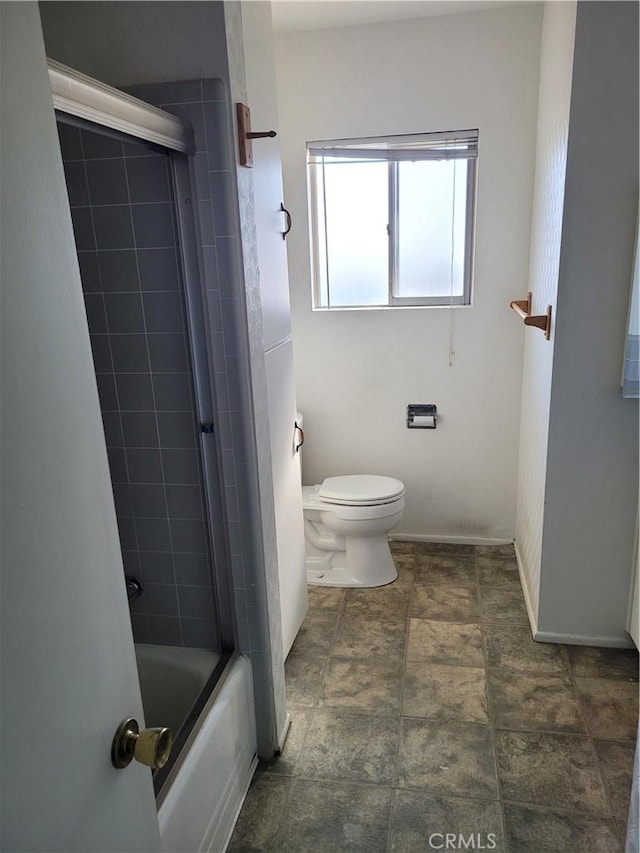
[271,0,536,34]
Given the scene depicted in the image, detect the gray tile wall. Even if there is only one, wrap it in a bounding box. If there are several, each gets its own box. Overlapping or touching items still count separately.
[58,120,219,650]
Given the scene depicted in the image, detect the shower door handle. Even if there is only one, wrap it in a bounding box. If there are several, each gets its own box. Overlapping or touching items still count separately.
[111,717,173,769]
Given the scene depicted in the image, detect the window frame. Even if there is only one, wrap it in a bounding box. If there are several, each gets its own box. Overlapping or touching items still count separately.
[307,130,478,310]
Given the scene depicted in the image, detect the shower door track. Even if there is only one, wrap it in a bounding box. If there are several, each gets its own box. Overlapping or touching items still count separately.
[48,59,194,153]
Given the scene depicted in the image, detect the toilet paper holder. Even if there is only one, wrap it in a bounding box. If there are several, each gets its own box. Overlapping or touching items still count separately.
[407,404,437,429]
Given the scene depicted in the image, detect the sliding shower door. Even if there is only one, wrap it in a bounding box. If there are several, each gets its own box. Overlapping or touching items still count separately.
[56,115,235,790]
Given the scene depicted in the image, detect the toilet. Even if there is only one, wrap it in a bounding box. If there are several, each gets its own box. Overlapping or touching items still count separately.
[302,473,406,588]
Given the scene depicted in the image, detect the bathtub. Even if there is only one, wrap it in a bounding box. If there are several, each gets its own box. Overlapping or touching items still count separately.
[134,645,257,853]
[135,644,221,737]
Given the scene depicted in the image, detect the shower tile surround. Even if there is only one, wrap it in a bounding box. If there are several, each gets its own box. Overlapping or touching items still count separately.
[58,117,220,650]
[229,542,639,852]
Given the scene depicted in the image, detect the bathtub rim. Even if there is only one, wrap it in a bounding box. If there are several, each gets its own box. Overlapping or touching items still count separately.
[154,648,234,803]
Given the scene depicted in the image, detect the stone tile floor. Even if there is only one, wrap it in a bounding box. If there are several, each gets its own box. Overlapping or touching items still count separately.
[228,542,639,852]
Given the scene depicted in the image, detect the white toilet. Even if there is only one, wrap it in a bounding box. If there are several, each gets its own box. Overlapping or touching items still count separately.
[302,473,406,588]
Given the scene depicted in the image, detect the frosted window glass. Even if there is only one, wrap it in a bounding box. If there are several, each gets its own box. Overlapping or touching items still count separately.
[322,160,388,306]
[396,160,467,298]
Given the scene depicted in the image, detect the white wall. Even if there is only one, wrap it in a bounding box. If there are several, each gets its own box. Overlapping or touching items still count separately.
[539,0,639,645]
[275,5,543,540]
[515,1,577,623]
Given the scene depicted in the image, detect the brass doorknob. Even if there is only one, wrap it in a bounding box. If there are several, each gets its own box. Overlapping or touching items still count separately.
[111,717,173,770]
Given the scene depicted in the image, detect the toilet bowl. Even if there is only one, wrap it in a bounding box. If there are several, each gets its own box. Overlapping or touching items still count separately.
[302,474,405,587]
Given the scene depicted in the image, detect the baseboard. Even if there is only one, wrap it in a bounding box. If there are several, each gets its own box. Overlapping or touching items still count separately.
[513,543,635,649]
[513,541,539,637]
[390,534,513,547]
[277,712,291,754]
[532,629,635,649]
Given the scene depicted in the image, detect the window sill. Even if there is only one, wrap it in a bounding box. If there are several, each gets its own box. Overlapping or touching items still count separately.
[311,303,474,312]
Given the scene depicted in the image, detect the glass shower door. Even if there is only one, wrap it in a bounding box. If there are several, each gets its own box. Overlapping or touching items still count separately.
[56,114,234,794]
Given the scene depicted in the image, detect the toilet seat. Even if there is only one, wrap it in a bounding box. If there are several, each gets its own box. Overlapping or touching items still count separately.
[303,486,405,520]
[318,475,405,506]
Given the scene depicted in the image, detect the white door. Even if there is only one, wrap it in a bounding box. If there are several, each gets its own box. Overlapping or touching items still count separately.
[0,5,161,851]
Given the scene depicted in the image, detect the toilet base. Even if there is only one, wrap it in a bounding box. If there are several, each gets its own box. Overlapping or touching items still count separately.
[306,565,396,588]
[305,549,398,588]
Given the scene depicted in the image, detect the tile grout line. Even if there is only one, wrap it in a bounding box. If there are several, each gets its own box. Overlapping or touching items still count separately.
[569,661,624,847]
[316,588,347,703]
[271,591,348,848]
[570,658,636,844]
[385,548,416,852]
[474,546,510,852]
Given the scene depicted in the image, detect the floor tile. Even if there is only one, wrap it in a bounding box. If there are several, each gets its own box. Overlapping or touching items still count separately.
[278,779,392,852]
[566,645,639,681]
[495,730,609,814]
[390,790,505,853]
[410,584,479,622]
[333,613,407,660]
[594,739,636,828]
[284,655,324,708]
[320,656,403,715]
[395,565,416,585]
[502,803,621,853]
[306,585,345,611]
[478,585,529,625]
[397,718,498,798]
[414,554,477,586]
[259,708,314,777]
[296,709,400,785]
[234,574,636,851]
[484,624,570,675]
[475,543,515,558]
[287,608,340,658]
[227,772,291,852]
[344,584,411,617]
[488,671,586,733]
[403,661,489,724]
[575,677,639,740]
[392,551,415,567]
[392,552,416,585]
[477,556,521,587]
[406,618,484,667]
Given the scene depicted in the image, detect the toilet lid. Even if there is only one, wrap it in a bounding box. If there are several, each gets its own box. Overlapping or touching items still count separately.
[319,475,405,506]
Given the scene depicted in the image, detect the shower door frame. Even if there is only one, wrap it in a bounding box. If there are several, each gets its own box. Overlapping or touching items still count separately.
[50,59,239,798]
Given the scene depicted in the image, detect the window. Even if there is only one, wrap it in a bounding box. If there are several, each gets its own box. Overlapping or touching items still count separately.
[307,129,478,309]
